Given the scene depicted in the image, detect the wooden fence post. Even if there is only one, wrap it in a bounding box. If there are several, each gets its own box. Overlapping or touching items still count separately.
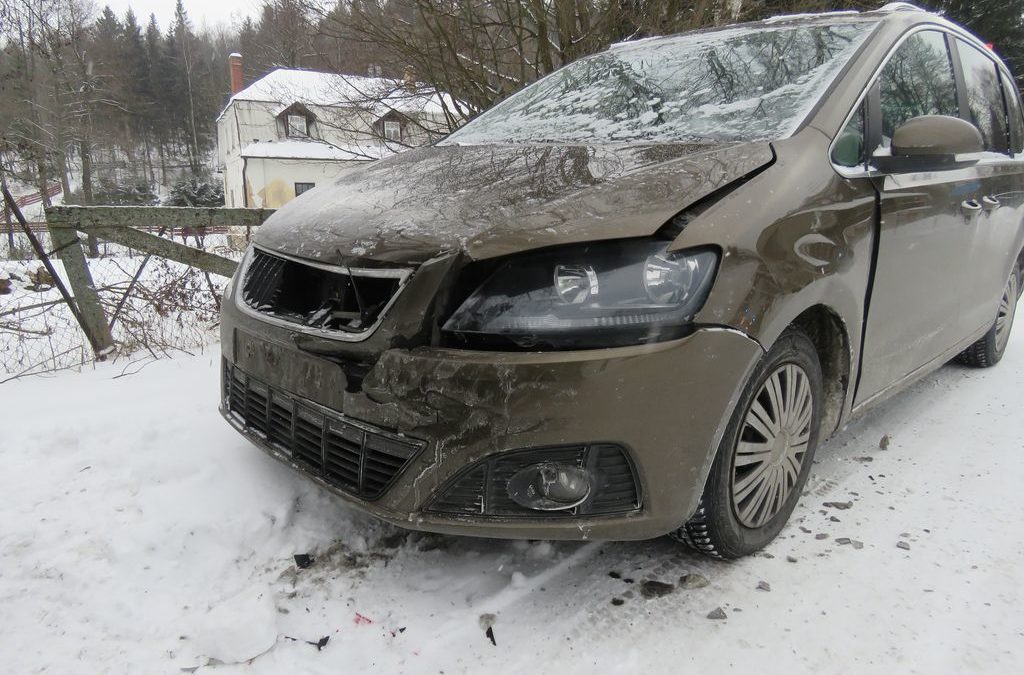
[46,223,116,356]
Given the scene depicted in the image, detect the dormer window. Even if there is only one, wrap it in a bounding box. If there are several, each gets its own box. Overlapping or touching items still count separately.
[287,114,308,137]
[384,121,402,142]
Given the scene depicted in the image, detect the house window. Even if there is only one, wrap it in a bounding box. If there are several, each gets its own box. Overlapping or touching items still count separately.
[294,182,315,196]
[384,121,402,142]
[287,114,308,137]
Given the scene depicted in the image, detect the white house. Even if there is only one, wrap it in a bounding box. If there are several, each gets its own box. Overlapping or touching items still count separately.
[217,55,453,209]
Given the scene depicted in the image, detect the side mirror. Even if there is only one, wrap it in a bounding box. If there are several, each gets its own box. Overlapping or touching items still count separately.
[892,115,983,156]
[874,115,983,173]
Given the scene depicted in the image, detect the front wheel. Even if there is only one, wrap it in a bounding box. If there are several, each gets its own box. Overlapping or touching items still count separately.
[672,329,823,559]
[957,263,1019,368]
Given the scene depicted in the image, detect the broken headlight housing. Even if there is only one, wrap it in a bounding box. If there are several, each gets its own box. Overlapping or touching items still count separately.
[443,240,718,349]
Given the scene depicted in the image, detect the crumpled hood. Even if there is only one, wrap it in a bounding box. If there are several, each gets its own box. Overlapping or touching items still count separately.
[255,141,774,265]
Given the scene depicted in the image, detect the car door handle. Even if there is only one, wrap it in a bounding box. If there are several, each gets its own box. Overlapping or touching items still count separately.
[961,199,982,216]
[982,195,1001,210]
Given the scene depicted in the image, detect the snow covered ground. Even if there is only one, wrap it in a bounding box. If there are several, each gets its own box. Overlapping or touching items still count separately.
[3,331,1024,674]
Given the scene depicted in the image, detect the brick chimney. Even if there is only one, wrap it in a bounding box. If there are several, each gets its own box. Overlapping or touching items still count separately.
[229,53,244,95]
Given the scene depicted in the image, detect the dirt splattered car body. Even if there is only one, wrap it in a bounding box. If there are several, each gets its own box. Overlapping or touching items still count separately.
[220,6,1024,547]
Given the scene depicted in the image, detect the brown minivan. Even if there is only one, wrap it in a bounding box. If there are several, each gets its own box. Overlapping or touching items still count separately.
[220,4,1024,558]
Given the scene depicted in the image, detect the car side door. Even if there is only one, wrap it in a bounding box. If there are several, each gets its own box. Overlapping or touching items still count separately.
[952,38,1024,336]
[854,29,981,406]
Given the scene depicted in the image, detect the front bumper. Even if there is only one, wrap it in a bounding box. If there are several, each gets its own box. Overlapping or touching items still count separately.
[221,279,763,540]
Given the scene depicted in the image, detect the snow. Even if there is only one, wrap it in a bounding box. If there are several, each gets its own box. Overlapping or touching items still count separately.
[2,238,235,377]
[221,68,456,121]
[763,10,861,23]
[240,139,390,162]
[4,329,1024,672]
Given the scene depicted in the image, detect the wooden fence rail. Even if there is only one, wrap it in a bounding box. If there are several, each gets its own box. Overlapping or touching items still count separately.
[42,205,276,358]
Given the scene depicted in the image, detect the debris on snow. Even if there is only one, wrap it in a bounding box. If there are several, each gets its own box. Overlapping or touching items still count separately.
[897,541,911,551]
[640,580,675,598]
[294,553,314,569]
[786,556,798,563]
[679,573,709,590]
[756,581,771,592]
[815,533,829,540]
[611,597,625,606]
[880,434,891,450]
[707,607,728,620]
[823,501,853,510]
[353,612,374,625]
[284,635,331,651]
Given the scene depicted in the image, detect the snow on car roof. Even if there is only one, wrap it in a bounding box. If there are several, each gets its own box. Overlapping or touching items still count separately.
[763,10,861,24]
[610,10,879,51]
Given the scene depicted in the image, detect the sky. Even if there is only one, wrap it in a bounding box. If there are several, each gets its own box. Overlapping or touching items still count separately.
[99,0,262,30]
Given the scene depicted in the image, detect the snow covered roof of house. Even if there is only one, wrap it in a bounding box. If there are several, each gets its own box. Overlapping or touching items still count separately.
[219,68,454,121]
[239,139,392,162]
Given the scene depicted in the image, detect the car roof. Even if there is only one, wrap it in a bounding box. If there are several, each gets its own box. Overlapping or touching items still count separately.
[608,3,950,53]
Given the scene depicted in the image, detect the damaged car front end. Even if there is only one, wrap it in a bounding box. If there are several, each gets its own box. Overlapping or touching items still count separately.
[223,8,1017,556]
[219,139,771,541]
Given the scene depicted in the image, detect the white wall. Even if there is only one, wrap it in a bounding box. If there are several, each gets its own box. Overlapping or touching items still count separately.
[217,92,447,209]
[239,157,357,209]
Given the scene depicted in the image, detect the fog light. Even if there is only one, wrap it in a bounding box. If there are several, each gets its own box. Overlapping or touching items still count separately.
[507,462,592,511]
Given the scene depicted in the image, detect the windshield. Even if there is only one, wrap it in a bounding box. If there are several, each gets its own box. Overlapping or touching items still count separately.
[443,19,877,146]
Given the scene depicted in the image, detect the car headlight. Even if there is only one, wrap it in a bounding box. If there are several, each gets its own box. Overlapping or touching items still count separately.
[442,239,718,349]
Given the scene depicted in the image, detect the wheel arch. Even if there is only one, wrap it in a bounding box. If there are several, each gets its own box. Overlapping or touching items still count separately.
[785,304,852,437]
[1016,245,1024,295]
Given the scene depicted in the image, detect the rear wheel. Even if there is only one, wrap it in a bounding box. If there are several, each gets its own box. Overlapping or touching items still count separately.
[957,263,1019,368]
[672,329,823,559]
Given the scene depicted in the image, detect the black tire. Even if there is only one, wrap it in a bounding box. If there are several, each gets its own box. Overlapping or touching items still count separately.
[957,263,1020,368]
[671,329,823,559]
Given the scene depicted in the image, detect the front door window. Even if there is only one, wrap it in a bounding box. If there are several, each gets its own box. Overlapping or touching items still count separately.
[878,31,958,147]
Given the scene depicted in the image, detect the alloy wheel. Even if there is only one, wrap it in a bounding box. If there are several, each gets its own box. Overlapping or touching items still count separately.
[731,363,813,528]
[995,270,1019,354]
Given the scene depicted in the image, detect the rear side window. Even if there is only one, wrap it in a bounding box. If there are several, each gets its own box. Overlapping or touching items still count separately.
[878,31,958,146]
[957,40,1009,153]
[1003,76,1024,154]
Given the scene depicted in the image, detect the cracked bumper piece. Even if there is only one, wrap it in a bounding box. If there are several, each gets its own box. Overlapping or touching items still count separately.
[221,319,763,540]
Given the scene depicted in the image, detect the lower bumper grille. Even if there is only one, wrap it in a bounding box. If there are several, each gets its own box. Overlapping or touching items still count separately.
[223,359,423,500]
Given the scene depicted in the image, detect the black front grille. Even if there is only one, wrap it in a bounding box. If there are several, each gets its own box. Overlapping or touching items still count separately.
[427,444,642,518]
[223,360,423,500]
[241,248,404,333]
